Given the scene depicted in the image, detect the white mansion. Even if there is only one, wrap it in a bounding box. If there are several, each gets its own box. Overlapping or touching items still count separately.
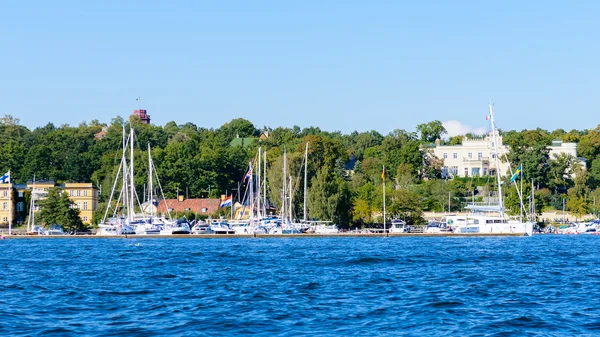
[431,131,581,178]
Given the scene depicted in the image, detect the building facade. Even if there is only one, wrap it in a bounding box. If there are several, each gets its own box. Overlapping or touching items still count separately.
[63,183,98,224]
[0,181,98,226]
[132,109,151,124]
[431,132,582,178]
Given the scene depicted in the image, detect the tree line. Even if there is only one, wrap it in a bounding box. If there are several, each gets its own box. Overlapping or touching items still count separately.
[1,114,599,228]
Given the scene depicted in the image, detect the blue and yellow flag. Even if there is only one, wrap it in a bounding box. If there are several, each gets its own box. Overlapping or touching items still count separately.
[510,164,522,182]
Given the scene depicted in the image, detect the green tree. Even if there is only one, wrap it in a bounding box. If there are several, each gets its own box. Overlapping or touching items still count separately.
[38,187,85,233]
[307,166,352,226]
[387,189,425,226]
[416,120,447,143]
[578,125,600,167]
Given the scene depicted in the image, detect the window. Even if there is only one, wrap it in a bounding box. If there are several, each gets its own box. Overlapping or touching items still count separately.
[70,190,74,196]
[478,152,483,160]
[472,168,480,176]
[18,191,23,197]
[492,154,496,159]
[201,207,208,213]
[3,191,7,197]
[453,153,457,159]
[76,202,81,209]
[83,202,88,210]
[443,153,448,159]
[468,153,472,159]
[451,166,458,175]
[483,168,488,176]
[84,190,88,197]
[83,216,88,222]
[442,167,448,177]
[17,202,24,211]
[77,190,81,197]
[184,208,190,211]
[2,217,6,222]
[464,168,469,176]
[2,202,6,210]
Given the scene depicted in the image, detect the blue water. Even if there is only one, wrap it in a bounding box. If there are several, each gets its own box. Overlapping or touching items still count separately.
[1,236,599,336]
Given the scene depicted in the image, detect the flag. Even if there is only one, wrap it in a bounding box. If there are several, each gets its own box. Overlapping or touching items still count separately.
[510,164,522,182]
[220,195,232,208]
[244,169,253,181]
[381,167,385,180]
[136,96,141,101]
[485,114,490,120]
[0,171,9,184]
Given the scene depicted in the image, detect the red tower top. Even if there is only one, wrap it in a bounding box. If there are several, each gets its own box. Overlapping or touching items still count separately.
[133,109,151,124]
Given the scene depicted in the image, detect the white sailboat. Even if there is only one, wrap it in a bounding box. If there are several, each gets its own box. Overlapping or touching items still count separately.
[26,176,45,235]
[449,104,534,236]
[97,126,137,235]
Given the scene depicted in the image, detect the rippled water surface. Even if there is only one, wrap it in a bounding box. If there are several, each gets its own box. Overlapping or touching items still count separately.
[1,236,600,336]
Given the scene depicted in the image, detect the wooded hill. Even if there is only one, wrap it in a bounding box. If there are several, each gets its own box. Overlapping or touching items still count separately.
[1,114,599,227]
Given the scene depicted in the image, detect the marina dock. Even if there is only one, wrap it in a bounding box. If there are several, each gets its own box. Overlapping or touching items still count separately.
[1,232,528,239]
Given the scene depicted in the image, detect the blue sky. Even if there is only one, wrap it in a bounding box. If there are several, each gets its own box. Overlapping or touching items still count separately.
[1,1,598,135]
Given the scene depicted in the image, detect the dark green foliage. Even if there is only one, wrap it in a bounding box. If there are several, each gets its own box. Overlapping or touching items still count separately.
[37,187,85,233]
[1,113,599,226]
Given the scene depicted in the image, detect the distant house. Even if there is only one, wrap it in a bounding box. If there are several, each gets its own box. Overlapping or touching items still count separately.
[94,126,108,140]
[259,130,270,141]
[156,197,220,215]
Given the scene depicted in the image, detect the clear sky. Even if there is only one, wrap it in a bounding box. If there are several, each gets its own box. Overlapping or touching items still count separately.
[1,1,598,136]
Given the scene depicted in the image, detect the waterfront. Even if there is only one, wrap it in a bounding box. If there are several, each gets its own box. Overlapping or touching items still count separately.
[1,236,600,336]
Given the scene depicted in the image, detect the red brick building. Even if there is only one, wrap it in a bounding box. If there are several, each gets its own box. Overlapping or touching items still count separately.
[133,109,151,124]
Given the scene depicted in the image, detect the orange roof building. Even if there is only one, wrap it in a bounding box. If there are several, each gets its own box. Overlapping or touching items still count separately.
[156,197,220,215]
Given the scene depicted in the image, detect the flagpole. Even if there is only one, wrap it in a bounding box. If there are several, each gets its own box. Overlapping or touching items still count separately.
[8,170,11,236]
[382,165,386,236]
[520,165,523,222]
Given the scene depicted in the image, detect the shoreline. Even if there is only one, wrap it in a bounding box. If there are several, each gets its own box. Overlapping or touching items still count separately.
[1,233,528,239]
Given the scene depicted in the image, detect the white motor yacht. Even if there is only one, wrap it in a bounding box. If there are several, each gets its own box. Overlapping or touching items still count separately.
[311,223,339,234]
[46,225,68,235]
[191,221,215,234]
[389,219,410,233]
[171,219,191,234]
[209,221,235,234]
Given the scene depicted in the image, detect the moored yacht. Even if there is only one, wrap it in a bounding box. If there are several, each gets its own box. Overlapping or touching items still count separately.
[191,221,215,234]
[310,222,339,234]
[449,104,534,236]
[171,219,191,234]
[209,220,235,234]
[46,225,68,235]
[389,219,410,233]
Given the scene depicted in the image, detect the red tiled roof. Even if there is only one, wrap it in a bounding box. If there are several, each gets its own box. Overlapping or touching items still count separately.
[156,198,221,214]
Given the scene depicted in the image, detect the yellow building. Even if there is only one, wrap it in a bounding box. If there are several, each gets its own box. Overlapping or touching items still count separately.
[0,181,98,225]
[0,183,16,225]
[63,183,98,224]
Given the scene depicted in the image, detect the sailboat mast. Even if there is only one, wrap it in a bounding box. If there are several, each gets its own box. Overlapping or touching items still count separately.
[257,147,261,219]
[129,127,135,221]
[122,125,128,220]
[28,175,36,232]
[148,143,153,218]
[288,176,292,223]
[263,149,267,217]
[282,148,287,221]
[249,162,254,222]
[488,104,504,217]
[303,142,308,222]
